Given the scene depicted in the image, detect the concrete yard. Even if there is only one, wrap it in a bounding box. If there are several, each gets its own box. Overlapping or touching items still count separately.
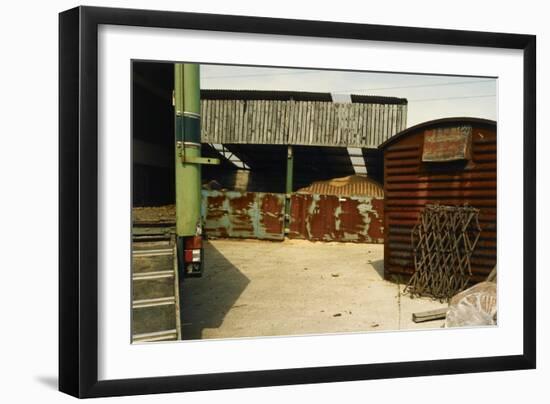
[181,238,447,340]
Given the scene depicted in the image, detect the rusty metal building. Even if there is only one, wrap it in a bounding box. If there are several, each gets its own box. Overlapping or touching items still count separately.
[379,117,497,283]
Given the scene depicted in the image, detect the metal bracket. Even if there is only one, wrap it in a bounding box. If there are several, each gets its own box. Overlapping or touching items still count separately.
[180,155,220,165]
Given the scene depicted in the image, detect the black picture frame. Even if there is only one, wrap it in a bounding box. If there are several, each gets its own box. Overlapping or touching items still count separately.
[59,5,536,398]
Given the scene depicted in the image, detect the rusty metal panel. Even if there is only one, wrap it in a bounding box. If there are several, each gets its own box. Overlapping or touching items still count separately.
[381,118,497,283]
[289,194,384,243]
[201,190,285,240]
[422,126,472,162]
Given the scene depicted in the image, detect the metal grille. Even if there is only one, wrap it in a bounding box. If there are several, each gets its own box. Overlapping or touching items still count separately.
[404,204,481,301]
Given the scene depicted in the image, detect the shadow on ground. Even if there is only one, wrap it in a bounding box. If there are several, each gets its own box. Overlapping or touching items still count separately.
[370,258,385,279]
[180,240,250,339]
[370,258,409,286]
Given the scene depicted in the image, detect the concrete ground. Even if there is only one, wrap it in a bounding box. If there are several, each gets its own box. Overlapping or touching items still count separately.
[181,238,447,340]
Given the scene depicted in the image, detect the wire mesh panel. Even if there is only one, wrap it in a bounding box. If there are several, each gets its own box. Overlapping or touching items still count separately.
[404,204,481,301]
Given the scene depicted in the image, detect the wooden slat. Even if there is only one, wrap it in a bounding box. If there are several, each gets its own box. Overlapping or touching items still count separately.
[199,98,405,146]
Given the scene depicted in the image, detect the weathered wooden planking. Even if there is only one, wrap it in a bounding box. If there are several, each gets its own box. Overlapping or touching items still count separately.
[200,99,407,147]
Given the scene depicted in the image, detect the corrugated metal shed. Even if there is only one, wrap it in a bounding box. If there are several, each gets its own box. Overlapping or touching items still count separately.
[379,117,497,283]
[297,175,384,198]
[200,90,407,148]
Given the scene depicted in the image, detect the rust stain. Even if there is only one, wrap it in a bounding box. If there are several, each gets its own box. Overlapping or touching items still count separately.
[422,126,472,162]
[289,194,384,243]
[259,193,285,237]
[228,192,255,235]
[367,198,385,241]
[202,190,285,240]
[288,194,309,239]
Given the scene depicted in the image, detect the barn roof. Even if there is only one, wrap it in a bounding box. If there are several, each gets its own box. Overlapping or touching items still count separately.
[201,89,407,105]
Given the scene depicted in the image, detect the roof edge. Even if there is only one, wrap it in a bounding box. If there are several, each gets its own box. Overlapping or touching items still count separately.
[350,94,408,105]
[378,117,497,149]
[201,89,408,105]
[201,89,332,102]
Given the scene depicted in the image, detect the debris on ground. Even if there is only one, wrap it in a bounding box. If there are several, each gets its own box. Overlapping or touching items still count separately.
[133,204,175,223]
[412,267,498,326]
[333,313,342,317]
[331,273,340,277]
[445,281,497,327]
[412,307,448,323]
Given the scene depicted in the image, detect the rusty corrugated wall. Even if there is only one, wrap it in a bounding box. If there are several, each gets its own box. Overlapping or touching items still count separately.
[201,190,286,240]
[289,194,384,243]
[380,117,496,283]
[200,98,407,148]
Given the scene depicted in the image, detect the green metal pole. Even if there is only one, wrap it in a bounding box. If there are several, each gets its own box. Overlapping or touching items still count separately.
[174,63,202,237]
[286,145,294,195]
[284,145,294,233]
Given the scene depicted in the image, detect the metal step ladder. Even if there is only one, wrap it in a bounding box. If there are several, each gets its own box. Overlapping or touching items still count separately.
[131,231,181,343]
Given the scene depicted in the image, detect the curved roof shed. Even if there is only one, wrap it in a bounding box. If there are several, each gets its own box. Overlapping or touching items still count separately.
[379,117,497,283]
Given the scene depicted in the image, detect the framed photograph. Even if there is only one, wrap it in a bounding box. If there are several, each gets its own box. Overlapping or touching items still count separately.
[59,6,536,398]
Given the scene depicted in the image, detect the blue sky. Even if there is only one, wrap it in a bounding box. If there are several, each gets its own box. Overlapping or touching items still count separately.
[200,64,496,127]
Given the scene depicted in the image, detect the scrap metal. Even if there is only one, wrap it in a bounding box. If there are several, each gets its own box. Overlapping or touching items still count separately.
[404,204,481,301]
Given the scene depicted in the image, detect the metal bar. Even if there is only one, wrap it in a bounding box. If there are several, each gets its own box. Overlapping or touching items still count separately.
[286,145,294,194]
[132,329,178,343]
[172,235,182,340]
[180,155,220,165]
[132,271,175,281]
[284,145,294,233]
[133,296,176,309]
[412,308,448,323]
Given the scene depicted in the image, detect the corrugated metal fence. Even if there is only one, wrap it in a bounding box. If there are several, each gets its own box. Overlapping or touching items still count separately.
[202,190,384,244]
[201,100,407,148]
[201,190,286,240]
[289,194,384,243]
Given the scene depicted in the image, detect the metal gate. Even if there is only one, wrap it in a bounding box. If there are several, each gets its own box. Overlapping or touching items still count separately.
[201,190,286,240]
[288,194,384,243]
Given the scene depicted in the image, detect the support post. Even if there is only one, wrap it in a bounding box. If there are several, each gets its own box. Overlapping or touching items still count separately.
[174,63,202,238]
[174,63,207,339]
[285,145,294,234]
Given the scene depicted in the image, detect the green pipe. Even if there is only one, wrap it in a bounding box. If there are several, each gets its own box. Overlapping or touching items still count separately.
[174,63,202,237]
[285,145,294,195]
[284,145,294,232]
